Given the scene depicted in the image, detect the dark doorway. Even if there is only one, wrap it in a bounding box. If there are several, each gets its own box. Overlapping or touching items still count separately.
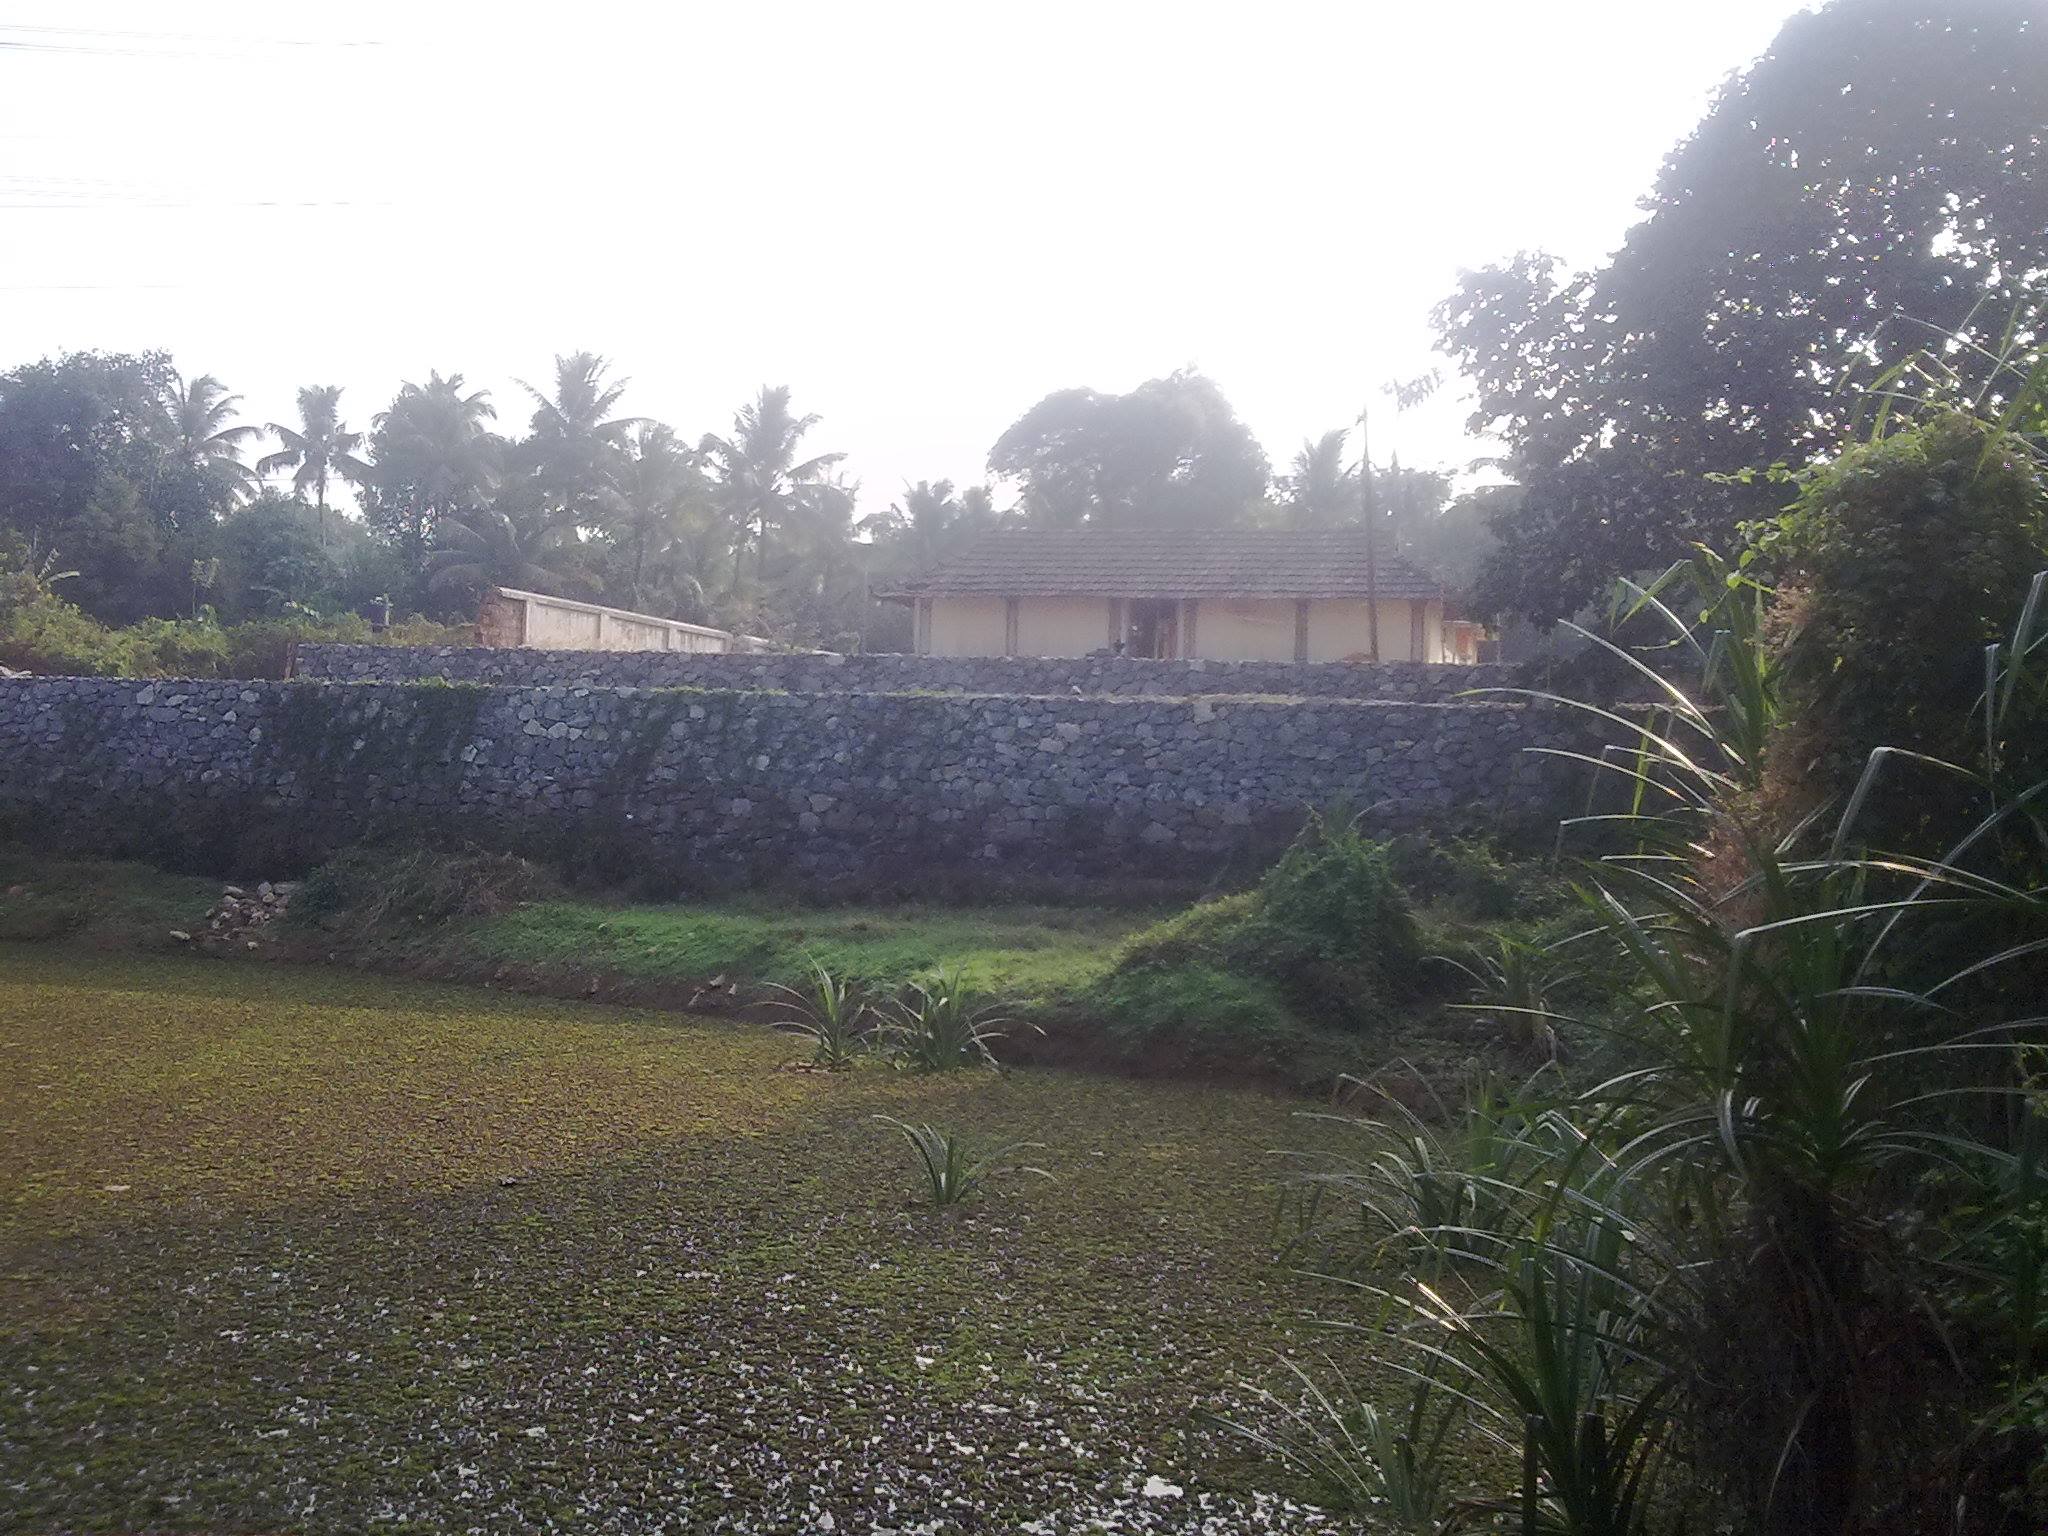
[1127,598,1178,659]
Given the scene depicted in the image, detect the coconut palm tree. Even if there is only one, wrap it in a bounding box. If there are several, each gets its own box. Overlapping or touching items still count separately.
[162,370,261,506]
[607,422,710,611]
[1278,428,1354,528]
[365,372,501,577]
[699,385,846,591]
[860,479,1000,570]
[519,351,641,530]
[426,506,594,601]
[258,385,370,535]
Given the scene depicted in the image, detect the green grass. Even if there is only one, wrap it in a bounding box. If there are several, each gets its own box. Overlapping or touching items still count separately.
[0,948,1417,1533]
[0,845,1557,1092]
[0,847,219,945]
[460,897,1144,1003]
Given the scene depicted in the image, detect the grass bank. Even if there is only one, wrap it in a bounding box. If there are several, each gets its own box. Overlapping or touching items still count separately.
[453,896,1142,1002]
[1,836,1577,1094]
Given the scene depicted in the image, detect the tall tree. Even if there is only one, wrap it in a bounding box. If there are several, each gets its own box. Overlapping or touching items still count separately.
[519,351,638,531]
[426,506,594,603]
[762,475,870,651]
[859,478,1001,570]
[159,370,261,515]
[1434,0,2048,624]
[0,350,180,621]
[1277,429,1354,528]
[362,372,500,591]
[257,385,369,534]
[603,422,711,613]
[214,492,341,618]
[256,391,372,536]
[988,370,1269,529]
[698,386,846,590]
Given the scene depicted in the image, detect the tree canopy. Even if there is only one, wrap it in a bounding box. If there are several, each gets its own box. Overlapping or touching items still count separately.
[2,346,1493,652]
[1435,0,2048,623]
[988,370,1271,530]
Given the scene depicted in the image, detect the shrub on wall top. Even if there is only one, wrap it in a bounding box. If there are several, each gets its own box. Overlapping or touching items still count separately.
[0,561,468,680]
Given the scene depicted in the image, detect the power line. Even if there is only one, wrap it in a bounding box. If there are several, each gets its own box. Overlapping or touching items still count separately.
[0,281,189,291]
[0,200,391,210]
[0,22,382,53]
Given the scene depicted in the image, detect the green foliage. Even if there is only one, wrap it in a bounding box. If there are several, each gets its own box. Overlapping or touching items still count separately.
[988,369,1270,529]
[359,370,502,592]
[452,897,1136,1002]
[764,960,873,1070]
[1090,952,1301,1047]
[1758,409,2048,788]
[872,1115,1048,1208]
[1434,934,1573,1055]
[1203,1365,1457,1527]
[0,547,466,677]
[0,562,130,675]
[1110,810,1422,1037]
[878,964,1017,1072]
[292,845,552,933]
[1261,542,2048,1530]
[1392,832,1564,922]
[1434,2,2048,623]
[0,350,187,623]
[1286,1071,1546,1280]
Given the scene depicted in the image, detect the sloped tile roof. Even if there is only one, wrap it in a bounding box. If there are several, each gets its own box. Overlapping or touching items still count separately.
[883,529,1444,601]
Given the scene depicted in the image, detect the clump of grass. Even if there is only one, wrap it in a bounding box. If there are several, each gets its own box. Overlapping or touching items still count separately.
[878,964,1019,1071]
[1100,808,1423,1040]
[873,1115,1049,1208]
[292,844,552,933]
[1285,1070,1546,1281]
[0,849,217,946]
[763,959,872,1069]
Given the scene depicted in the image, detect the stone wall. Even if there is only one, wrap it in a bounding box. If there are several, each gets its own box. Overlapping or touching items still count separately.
[0,677,1590,887]
[292,643,1517,703]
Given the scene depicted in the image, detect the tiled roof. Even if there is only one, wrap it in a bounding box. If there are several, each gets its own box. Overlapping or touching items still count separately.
[883,529,1444,601]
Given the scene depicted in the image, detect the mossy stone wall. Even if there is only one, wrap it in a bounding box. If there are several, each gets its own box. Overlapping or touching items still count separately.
[0,677,1590,885]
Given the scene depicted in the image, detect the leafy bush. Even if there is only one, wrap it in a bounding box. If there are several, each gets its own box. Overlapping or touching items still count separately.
[0,568,137,675]
[0,555,466,679]
[1107,809,1422,1037]
[1256,506,2048,1530]
[1391,832,1566,921]
[1755,409,2048,789]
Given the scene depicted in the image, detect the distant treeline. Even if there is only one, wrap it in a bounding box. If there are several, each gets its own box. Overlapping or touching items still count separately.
[0,353,1492,657]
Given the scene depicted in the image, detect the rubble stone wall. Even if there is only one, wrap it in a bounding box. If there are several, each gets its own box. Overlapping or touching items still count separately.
[0,677,1589,886]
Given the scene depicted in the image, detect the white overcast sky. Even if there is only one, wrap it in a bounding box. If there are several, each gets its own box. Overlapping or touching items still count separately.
[1,1,1802,508]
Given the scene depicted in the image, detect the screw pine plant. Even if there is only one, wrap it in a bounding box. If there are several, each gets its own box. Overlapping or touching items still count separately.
[873,1116,1049,1208]
[763,959,872,1070]
[878,965,1021,1072]
[1201,1363,1457,1529]
[1265,516,2048,1526]
[1434,935,1578,1056]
